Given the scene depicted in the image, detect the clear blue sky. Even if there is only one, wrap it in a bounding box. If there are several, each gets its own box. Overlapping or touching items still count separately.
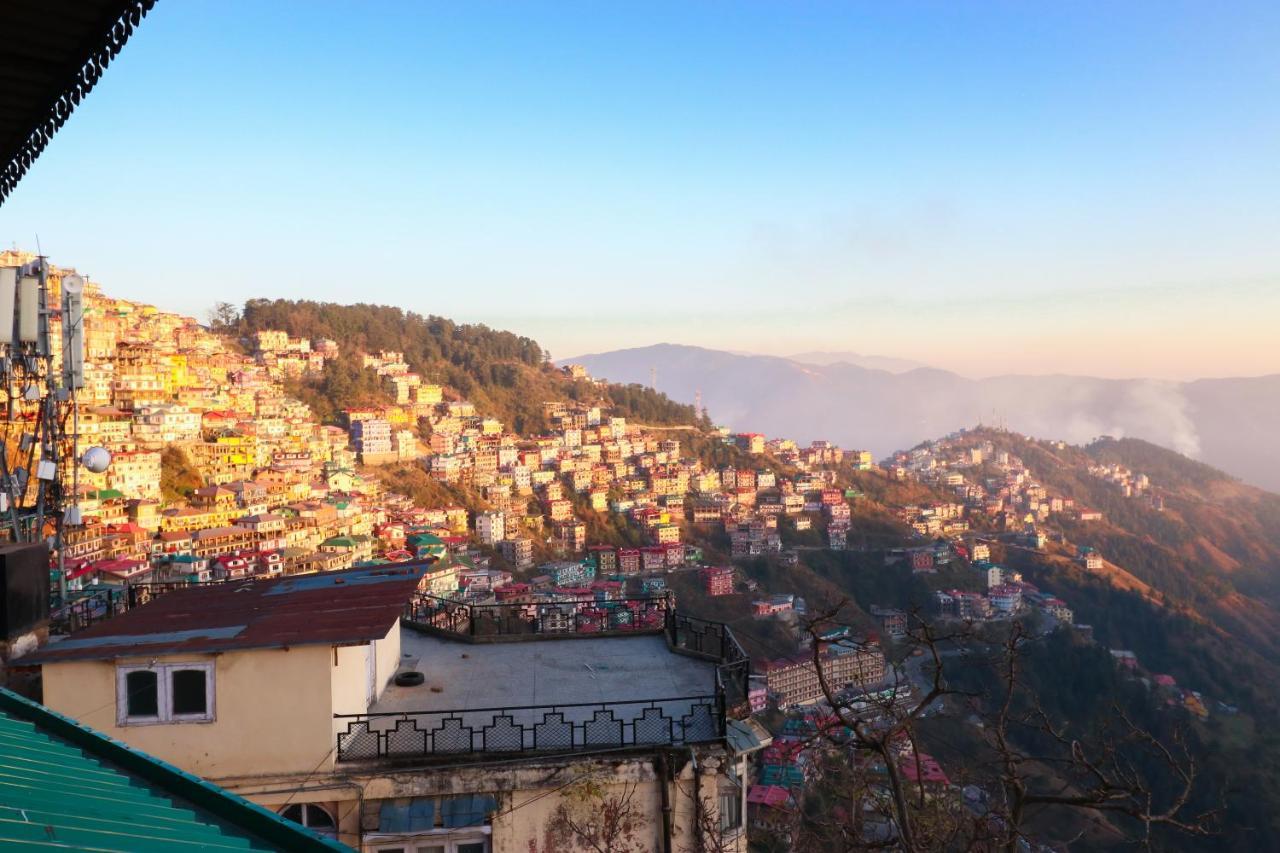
[2,1,1278,378]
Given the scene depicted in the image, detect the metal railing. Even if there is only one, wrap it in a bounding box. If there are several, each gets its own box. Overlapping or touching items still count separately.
[49,579,234,635]
[403,592,674,640]
[334,694,725,762]
[667,612,751,717]
[49,587,130,635]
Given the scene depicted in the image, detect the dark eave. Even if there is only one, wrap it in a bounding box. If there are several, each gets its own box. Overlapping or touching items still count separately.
[0,1,158,206]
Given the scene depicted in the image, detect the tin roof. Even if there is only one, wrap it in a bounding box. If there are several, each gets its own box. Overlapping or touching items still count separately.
[0,688,346,851]
[20,563,430,665]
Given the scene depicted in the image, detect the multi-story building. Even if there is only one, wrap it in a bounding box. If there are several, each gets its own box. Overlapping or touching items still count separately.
[870,606,908,639]
[553,520,587,555]
[349,418,395,465]
[988,583,1023,614]
[475,511,505,546]
[106,449,163,500]
[760,642,887,708]
[701,566,735,597]
[498,537,534,570]
[16,565,763,852]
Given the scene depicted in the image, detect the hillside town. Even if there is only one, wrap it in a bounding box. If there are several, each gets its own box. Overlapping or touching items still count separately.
[0,251,1232,851]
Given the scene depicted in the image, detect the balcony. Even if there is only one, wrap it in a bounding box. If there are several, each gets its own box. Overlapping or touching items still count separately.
[333,602,749,764]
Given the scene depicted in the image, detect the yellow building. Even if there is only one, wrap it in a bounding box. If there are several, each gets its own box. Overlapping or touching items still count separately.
[22,565,764,853]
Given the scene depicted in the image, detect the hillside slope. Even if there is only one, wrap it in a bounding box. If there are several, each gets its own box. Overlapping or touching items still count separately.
[233,300,701,432]
[569,343,1280,491]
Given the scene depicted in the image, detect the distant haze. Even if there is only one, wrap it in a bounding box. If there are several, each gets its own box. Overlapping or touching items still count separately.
[568,344,1280,493]
[787,351,929,374]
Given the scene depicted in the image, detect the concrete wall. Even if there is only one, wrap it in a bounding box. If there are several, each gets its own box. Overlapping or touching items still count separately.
[347,749,744,853]
[330,623,400,720]
[330,643,370,718]
[373,620,399,701]
[41,645,336,779]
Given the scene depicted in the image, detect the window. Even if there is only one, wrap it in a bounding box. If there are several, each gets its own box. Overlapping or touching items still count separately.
[117,663,214,725]
[171,668,208,715]
[368,795,492,853]
[719,790,743,833]
[125,670,159,718]
[281,803,337,840]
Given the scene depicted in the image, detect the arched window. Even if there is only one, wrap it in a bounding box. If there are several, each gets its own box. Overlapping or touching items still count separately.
[280,803,337,838]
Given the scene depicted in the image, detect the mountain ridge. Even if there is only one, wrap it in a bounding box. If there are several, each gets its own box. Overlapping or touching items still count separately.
[568,343,1280,492]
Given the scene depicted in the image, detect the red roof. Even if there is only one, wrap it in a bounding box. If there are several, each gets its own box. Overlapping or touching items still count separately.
[22,562,431,665]
[900,752,951,786]
[746,785,791,808]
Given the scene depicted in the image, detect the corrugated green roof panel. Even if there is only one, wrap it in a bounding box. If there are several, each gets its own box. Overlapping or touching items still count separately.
[0,690,350,852]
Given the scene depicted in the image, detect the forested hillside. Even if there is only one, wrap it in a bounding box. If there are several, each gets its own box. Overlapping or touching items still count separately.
[229,299,701,432]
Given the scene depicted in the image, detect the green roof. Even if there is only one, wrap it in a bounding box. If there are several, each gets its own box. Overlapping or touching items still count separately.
[0,689,349,852]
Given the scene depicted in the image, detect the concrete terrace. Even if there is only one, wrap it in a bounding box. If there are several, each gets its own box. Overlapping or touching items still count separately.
[335,624,737,760]
[376,628,717,714]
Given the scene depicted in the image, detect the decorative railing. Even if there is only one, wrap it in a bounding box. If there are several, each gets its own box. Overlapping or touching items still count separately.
[339,604,753,762]
[403,592,674,640]
[334,694,724,762]
[667,612,750,717]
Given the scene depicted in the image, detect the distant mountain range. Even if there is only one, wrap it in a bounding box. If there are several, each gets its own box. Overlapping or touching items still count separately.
[786,350,930,373]
[566,343,1280,493]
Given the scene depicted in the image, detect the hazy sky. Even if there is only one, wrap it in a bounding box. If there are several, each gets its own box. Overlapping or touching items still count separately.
[2,1,1278,380]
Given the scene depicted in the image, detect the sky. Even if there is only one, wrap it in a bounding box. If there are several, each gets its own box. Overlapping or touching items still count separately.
[2,1,1278,380]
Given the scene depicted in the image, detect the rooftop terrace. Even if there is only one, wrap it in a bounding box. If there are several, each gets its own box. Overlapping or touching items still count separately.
[335,607,749,763]
[378,630,715,713]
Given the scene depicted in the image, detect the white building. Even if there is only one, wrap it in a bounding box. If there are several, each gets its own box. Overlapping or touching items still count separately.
[476,510,506,546]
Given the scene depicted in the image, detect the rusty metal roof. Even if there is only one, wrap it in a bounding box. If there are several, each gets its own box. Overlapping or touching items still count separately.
[20,563,430,665]
[1,1,159,205]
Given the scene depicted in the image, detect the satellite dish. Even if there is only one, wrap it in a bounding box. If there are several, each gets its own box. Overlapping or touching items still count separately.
[81,446,112,474]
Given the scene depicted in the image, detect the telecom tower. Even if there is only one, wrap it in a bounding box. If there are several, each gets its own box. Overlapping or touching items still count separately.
[0,257,108,605]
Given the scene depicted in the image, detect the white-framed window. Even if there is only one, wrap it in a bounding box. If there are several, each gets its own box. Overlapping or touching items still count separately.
[116,663,215,725]
[280,803,338,839]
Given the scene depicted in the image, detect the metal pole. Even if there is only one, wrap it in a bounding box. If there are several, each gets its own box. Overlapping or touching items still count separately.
[60,389,77,604]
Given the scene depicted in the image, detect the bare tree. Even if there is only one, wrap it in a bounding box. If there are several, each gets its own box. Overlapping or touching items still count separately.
[985,622,1218,851]
[765,601,1216,851]
[544,779,650,853]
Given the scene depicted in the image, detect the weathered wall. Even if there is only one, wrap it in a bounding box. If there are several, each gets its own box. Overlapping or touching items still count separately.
[41,645,335,778]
